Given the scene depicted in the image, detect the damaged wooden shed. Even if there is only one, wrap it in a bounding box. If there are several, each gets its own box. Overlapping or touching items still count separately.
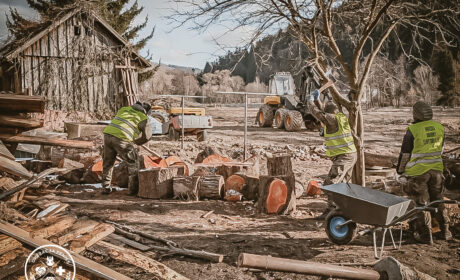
[0,7,151,113]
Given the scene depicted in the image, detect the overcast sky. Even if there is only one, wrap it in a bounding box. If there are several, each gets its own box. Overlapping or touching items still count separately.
[0,0,254,69]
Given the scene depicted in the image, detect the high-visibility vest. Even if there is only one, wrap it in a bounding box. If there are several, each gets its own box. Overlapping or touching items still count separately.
[405,120,444,176]
[324,113,357,157]
[103,106,147,142]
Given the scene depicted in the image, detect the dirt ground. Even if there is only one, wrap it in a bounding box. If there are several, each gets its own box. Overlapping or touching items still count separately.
[46,106,460,279]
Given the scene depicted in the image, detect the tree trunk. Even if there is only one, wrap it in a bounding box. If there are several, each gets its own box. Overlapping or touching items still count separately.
[138,166,185,199]
[173,176,200,200]
[198,175,224,199]
[348,106,365,186]
[266,153,294,177]
[257,175,296,215]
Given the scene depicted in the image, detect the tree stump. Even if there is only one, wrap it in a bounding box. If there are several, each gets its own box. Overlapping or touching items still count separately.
[217,165,243,179]
[198,175,224,199]
[267,153,293,177]
[138,166,185,199]
[257,175,296,215]
[195,146,219,163]
[173,176,200,201]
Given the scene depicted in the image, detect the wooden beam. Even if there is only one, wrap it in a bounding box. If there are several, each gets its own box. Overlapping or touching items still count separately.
[0,115,43,129]
[69,223,115,253]
[53,219,99,245]
[0,134,94,149]
[89,241,189,280]
[0,140,15,160]
[0,156,33,179]
[0,94,45,113]
[0,221,132,280]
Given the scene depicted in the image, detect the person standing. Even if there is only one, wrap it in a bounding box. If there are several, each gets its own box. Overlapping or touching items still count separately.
[308,90,357,219]
[397,101,451,243]
[102,101,152,195]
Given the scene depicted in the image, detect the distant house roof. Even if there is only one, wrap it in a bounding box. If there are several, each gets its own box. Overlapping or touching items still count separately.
[2,7,151,67]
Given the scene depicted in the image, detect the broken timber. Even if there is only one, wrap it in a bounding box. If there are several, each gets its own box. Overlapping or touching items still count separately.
[0,94,45,113]
[0,134,94,149]
[90,241,189,280]
[0,221,132,280]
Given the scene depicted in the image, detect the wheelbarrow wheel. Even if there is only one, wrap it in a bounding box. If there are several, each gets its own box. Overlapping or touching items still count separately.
[325,210,357,245]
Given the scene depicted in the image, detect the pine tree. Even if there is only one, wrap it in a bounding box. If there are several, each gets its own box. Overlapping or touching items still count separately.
[434,51,457,107]
[6,0,153,50]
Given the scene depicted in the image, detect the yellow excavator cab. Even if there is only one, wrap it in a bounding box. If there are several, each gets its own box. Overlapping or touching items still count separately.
[264,96,281,105]
[168,107,206,116]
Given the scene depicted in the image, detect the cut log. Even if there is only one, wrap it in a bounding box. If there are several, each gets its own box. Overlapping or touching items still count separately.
[202,154,231,164]
[0,94,45,113]
[257,175,296,215]
[199,175,224,199]
[0,134,94,149]
[0,126,23,135]
[53,219,99,245]
[64,122,105,139]
[267,153,294,177]
[194,146,218,163]
[57,157,85,170]
[138,166,185,199]
[0,115,43,129]
[173,176,200,200]
[69,223,115,253]
[239,174,260,201]
[142,155,168,168]
[0,221,132,280]
[364,151,398,169]
[217,165,243,179]
[89,241,188,280]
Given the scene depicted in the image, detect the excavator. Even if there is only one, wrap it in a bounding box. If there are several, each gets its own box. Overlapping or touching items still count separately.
[256,65,332,131]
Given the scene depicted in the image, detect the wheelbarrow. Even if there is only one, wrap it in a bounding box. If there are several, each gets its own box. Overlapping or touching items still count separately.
[321,183,456,258]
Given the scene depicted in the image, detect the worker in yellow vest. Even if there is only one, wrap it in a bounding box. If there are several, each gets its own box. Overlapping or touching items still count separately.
[308,90,357,219]
[102,102,152,195]
[397,101,451,243]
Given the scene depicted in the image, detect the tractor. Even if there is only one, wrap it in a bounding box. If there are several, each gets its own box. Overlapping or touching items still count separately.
[256,68,326,131]
[149,105,212,142]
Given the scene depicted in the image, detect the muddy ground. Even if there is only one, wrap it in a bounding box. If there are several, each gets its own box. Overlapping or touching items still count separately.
[44,107,460,279]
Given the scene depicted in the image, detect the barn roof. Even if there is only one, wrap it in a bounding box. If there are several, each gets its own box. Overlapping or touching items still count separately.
[2,8,151,67]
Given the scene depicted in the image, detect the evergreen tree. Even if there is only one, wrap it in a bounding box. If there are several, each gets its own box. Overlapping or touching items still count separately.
[434,51,457,106]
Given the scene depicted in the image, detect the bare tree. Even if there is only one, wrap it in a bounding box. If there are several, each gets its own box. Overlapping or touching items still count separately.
[170,0,459,185]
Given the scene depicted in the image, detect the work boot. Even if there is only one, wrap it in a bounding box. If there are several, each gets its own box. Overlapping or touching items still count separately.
[102,187,112,195]
[413,230,433,245]
[441,226,453,241]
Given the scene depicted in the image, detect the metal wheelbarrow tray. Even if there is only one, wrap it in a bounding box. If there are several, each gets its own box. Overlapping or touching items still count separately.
[322,183,411,226]
[321,183,456,258]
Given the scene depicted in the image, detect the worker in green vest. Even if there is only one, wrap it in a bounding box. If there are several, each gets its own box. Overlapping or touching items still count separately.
[102,102,152,195]
[308,89,357,219]
[397,101,451,243]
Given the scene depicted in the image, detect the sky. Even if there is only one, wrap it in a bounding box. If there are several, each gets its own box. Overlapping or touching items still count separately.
[0,0,255,69]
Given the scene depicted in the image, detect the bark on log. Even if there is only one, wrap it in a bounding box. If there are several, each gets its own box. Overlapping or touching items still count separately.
[138,166,185,199]
[257,175,296,215]
[266,153,294,177]
[224,173,260,201]
[198,175,224,199]
[173,176,200,200]
[194,146,218,163]
[0,134,94,149]
[0,94,45,113]
[0,115,43,129]
[89,241,189,280]
[364,151,398,168]
[217,165,243,179]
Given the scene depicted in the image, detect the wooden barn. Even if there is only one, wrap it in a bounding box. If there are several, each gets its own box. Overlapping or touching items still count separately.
[0,8,151,114]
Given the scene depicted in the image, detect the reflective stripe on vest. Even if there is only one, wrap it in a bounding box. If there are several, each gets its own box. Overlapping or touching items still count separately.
[103,106,147,142]
[405,120,444,176]
[324,112,356,157]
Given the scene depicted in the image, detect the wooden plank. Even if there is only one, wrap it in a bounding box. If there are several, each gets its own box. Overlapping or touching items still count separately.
[90,241,188,280]
[0,115,43,129]
[53,219,99,245]
[108,233,150,251]
[69,223,115,253]
[0,140,15,160]
[0,134,94,149]
[0,156,33,179]
[0,221,132,280]
[0,94,45,113]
